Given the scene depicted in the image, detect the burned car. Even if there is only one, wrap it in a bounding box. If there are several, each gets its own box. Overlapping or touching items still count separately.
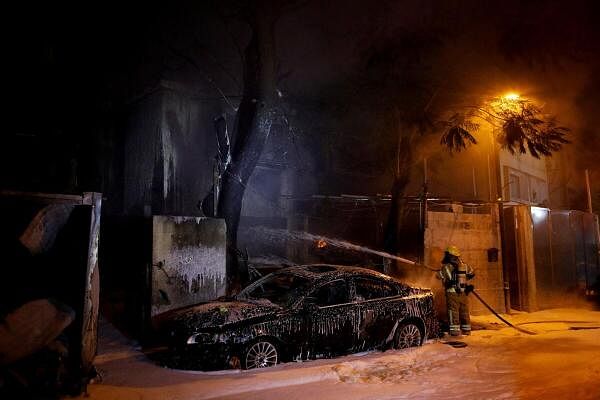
[157,265,438,369]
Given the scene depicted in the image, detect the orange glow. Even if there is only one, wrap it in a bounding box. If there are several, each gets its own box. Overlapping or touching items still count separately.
[502,92,520,101]
[490,92,523,113]
[316,239,327,248]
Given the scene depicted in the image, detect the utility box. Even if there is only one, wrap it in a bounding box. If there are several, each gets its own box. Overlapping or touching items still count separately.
[151,216,226,317]
[487,247,499,262]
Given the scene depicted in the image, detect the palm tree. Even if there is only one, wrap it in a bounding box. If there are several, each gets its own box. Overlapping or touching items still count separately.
[440,96,569,159]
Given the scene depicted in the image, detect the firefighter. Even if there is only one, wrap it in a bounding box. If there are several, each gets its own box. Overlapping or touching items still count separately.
[437,246,475,336]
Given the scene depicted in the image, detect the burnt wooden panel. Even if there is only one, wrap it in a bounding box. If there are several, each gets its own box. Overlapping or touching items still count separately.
[0,191,101,385]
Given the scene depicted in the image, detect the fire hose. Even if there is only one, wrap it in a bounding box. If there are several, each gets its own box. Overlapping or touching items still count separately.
[294,229,537,335]
[470,289,537,335]
[410,261,537,335]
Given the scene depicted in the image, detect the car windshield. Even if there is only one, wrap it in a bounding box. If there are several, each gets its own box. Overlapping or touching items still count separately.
[237,272,311,308]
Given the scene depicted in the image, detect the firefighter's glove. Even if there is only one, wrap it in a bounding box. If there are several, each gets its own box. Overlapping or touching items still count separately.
[465,284,474,294]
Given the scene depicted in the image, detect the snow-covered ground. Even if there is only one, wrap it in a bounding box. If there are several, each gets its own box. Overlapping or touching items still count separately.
[79,308,600,400]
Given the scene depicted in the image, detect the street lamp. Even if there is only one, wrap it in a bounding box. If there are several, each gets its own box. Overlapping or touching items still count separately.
[502,92,520,101]
[490,92,522,115]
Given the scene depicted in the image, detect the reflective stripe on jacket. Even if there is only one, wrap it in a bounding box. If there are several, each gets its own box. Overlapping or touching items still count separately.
[438,260,474,293]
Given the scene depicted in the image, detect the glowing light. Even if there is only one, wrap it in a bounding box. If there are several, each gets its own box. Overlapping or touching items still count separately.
[531,207,548,220]
[503,92,520,101]
[316,239,327,249]
[491,92,523,112]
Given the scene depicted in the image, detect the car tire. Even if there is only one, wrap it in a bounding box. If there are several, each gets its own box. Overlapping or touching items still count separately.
[243,339,279,369]
[394,322,423,349]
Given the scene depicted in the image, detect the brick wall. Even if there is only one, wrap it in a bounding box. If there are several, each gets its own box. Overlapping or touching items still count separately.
[424,204,505,315]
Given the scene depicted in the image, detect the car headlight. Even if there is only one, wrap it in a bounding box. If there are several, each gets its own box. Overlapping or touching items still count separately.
[186,333,223,345]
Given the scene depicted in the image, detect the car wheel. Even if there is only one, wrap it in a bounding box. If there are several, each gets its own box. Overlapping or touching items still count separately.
[394,322,422,349]
[244,340,278,369]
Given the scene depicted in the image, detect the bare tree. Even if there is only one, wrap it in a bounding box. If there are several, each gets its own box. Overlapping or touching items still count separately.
[200,0,306,292]
[200,0,278,292]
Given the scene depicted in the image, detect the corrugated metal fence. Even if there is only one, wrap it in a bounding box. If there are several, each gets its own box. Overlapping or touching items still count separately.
[504,206,600,310]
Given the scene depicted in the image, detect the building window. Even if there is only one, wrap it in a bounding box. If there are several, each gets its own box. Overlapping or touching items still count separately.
[504,168,548,205]
[509,173,521,200]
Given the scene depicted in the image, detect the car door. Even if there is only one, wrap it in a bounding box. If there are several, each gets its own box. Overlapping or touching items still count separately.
[306,279,356,357]
[352,277,399,350]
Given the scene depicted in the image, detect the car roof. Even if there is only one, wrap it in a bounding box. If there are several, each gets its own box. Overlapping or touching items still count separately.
[278,264,401,286]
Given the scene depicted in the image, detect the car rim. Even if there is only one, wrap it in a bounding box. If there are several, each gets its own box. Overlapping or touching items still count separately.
[246,341,278,369]
[396,324,422,349]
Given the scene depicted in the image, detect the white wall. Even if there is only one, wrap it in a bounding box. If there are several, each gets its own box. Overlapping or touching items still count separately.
[499,148,550,205]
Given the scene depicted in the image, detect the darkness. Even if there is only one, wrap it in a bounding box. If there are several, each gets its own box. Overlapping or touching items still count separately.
[4,3,139,192]
[4,2,235,193]
[4,1,600,202]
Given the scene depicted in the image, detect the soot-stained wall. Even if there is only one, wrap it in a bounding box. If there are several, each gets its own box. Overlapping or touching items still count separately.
[151,216,226,316]
[114,81,223,218]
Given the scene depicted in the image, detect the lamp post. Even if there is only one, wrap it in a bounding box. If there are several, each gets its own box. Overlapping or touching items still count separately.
[491,125,512,314]
[491,92,522,314]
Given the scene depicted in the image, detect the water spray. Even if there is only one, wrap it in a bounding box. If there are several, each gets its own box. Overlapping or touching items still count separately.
[249,227,536,335]
[250,227,439,271]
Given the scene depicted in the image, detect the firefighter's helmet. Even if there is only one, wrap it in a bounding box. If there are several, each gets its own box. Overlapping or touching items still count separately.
[445,245,461,257]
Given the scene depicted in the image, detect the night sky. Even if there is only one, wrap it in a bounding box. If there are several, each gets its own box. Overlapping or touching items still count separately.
[4,0,600,201]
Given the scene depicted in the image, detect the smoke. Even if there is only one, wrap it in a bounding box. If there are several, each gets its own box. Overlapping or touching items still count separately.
[279,1,600,208]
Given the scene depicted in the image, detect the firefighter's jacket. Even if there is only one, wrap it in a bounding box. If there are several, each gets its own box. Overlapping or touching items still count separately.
[438,259,475,294]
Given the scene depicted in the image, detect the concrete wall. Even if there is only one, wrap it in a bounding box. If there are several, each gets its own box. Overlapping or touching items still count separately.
[151,216,226,316]
[424,204,505,315]
[118,81,223,218]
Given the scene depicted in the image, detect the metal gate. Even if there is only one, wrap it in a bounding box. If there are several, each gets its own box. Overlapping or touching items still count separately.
[504,205,600,310]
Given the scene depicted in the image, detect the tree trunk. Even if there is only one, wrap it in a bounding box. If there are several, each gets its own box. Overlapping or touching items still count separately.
[383,133,413,258]
[216,2,278,292]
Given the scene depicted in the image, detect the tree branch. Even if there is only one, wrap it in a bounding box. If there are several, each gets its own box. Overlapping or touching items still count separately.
[168,45,238,111]
[192,33,242,91]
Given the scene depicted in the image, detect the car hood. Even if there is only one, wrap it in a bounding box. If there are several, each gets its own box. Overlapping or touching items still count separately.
[408,287,433,296]
[160,300,281,332]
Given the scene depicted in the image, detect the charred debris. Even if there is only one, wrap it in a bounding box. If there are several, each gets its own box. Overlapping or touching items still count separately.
[0,191,101,398]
